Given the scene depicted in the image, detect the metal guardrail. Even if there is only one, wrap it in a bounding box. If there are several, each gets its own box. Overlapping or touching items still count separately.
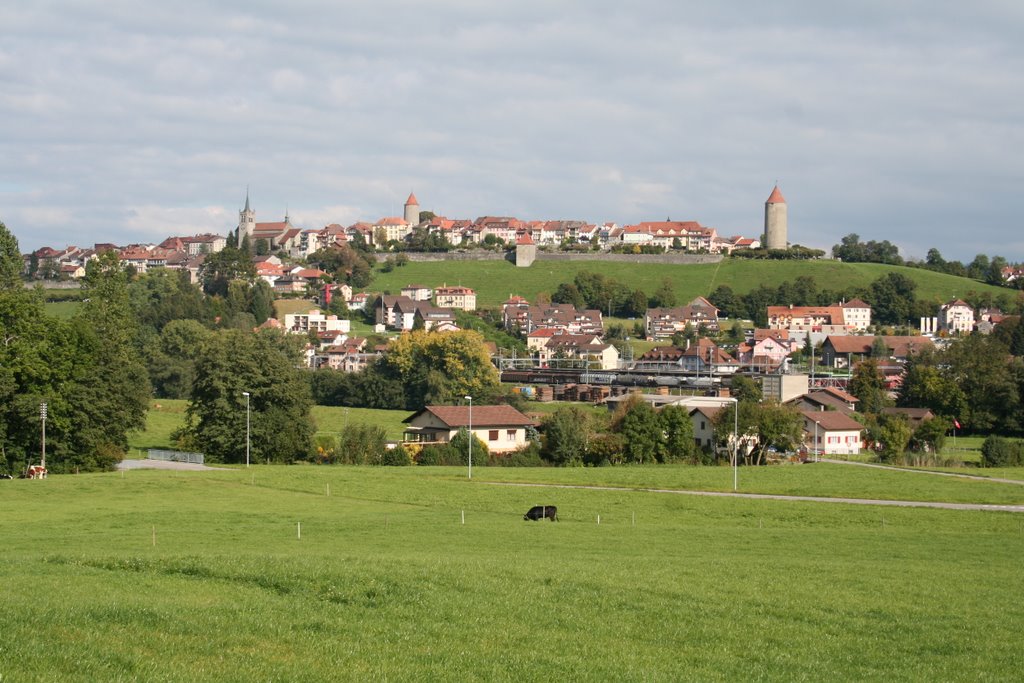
[148,449,205,465]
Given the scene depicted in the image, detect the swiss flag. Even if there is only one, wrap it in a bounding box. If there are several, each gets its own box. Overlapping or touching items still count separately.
[954,419,961,429]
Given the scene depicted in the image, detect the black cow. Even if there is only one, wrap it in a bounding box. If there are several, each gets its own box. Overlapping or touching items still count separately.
[523,505,558,521]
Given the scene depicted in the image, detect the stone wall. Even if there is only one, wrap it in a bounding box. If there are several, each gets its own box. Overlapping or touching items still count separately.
[401,251,722,265]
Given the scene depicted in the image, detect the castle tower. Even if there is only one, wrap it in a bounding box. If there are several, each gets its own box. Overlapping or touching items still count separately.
[404,192,420,226]
[764,185,787,250]
[238,190,256,245]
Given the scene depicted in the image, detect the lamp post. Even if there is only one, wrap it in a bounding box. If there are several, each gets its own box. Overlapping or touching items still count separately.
[724,397,738,491]
[40,402,47,469]
[465,395,473,480]
[814,420,821,463]
[242,392,251,467]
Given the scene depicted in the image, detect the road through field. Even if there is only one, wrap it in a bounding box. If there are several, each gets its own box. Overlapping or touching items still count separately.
[485,481,1024,513]
[821,458,1024,485]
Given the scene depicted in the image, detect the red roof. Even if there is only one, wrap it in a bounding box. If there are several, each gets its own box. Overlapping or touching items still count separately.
[406,192,418,205]
[516,232,534,245]
[766,185,786,204]
[404,405,535,428]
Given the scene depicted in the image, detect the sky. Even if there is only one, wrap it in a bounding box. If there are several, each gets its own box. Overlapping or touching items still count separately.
[2,1,1023,262]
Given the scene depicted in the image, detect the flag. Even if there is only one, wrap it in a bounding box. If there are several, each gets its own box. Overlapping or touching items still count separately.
[954,419,961,429]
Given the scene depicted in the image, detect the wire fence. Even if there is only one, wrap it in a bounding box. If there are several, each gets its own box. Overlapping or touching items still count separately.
[147,449,205,465]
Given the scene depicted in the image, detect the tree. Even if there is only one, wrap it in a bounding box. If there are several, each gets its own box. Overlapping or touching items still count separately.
[542,406,594,465]
[876,414,913,462]
[897,348,967,419]
[200,246,255,297]
[730,375,763,404]
[714,401,803,466]
[612,397,664,463]
[661,405,695,462]
[869,337,890,359]
[183,329,314,463]
[375,329,500,409]
[869,272,917,325]
[848,358,890,414]
[650,278,677,308]
[0,220,22,289]
[980,435,1022,467]
[909,416,949,453]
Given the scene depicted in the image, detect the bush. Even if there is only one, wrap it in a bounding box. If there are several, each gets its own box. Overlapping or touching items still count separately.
[416,443,463,466]
[489,443,546,467]
[981,435,1023,467]
[381,446,413,466]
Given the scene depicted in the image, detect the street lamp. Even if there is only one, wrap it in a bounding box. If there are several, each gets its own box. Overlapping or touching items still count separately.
[40,402,47,469]
[814,420,821,463]
[731,398,738,491]
[242,392,251,467]
[465,395,473,479]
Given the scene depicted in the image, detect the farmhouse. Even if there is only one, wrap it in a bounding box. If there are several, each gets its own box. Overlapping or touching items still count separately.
[402,405,535,454]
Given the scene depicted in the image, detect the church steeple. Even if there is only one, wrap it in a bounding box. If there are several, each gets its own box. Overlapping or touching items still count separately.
[238,188,256,245]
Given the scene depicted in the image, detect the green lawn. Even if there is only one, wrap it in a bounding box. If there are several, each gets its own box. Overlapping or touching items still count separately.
[369,258,1009,309]
[2,466,1022,681]
[43,301,82,319]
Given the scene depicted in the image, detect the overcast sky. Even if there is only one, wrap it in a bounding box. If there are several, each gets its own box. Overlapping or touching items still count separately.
[2,1,1023,262]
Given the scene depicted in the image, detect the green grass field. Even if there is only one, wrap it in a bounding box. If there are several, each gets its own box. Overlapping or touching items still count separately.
[2,466,1022,681]
[131,400,415,450]
[42,300,82,319]
[370,258,1009,309]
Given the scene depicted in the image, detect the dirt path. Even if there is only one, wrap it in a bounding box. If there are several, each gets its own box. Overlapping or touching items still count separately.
[484,481,1024,513]
[821,458,1024,486]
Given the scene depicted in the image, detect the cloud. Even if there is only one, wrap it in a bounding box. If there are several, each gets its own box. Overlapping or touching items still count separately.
[1,1,1022,262]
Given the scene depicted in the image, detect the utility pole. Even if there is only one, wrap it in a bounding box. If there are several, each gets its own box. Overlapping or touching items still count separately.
[40,402,47,468]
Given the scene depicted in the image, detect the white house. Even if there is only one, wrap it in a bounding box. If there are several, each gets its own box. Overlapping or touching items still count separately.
[402,405,535,454]
[800,410,864,456]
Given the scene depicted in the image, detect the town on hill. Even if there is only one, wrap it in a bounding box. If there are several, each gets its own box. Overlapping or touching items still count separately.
[2,182,1024,475]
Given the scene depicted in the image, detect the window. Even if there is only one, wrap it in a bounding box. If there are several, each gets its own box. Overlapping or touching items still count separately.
[506,429,516,440]
[489,430,499,441]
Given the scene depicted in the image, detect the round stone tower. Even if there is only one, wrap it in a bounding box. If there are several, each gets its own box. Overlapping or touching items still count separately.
[404,192,420,226]
[764,185,787,250]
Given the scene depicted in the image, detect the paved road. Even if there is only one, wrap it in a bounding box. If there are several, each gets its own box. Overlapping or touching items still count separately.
[117,458,224,472]
[821,458,1024,486]
[485,481,1024,513]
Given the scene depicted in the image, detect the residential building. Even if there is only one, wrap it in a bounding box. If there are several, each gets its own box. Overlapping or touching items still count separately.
[434,284,476,311]
[284,310,351,335]
[820,335,933,368]
[402,405,536,454]
[645,297,720,339]
[937,299,975,335]
[401,284,433,302]
[801,410,864,456]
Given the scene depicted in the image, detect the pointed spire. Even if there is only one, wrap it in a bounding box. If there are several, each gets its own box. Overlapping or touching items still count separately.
[406,191,419,206]
[766,185,786,204]
[244,186,251,212]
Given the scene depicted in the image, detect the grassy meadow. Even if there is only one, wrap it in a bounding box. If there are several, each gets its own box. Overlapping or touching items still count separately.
[370,258,1011,309]
[2,466,1022,682]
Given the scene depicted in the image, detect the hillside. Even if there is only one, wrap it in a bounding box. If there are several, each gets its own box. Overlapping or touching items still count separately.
[369,257,1013,310]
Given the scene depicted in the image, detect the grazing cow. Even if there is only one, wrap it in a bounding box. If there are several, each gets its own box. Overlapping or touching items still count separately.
[27,465,47,480]
[523,505,558,522]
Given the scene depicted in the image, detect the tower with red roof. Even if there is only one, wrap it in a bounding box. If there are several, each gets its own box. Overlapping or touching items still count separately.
[404,192,420,226]
[764,185,787,250]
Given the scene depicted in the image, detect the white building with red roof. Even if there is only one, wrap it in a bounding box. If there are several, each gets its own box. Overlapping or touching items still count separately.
[402,405,536,454]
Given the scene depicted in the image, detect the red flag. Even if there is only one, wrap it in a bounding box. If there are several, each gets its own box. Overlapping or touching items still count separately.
[954,419,961,429]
